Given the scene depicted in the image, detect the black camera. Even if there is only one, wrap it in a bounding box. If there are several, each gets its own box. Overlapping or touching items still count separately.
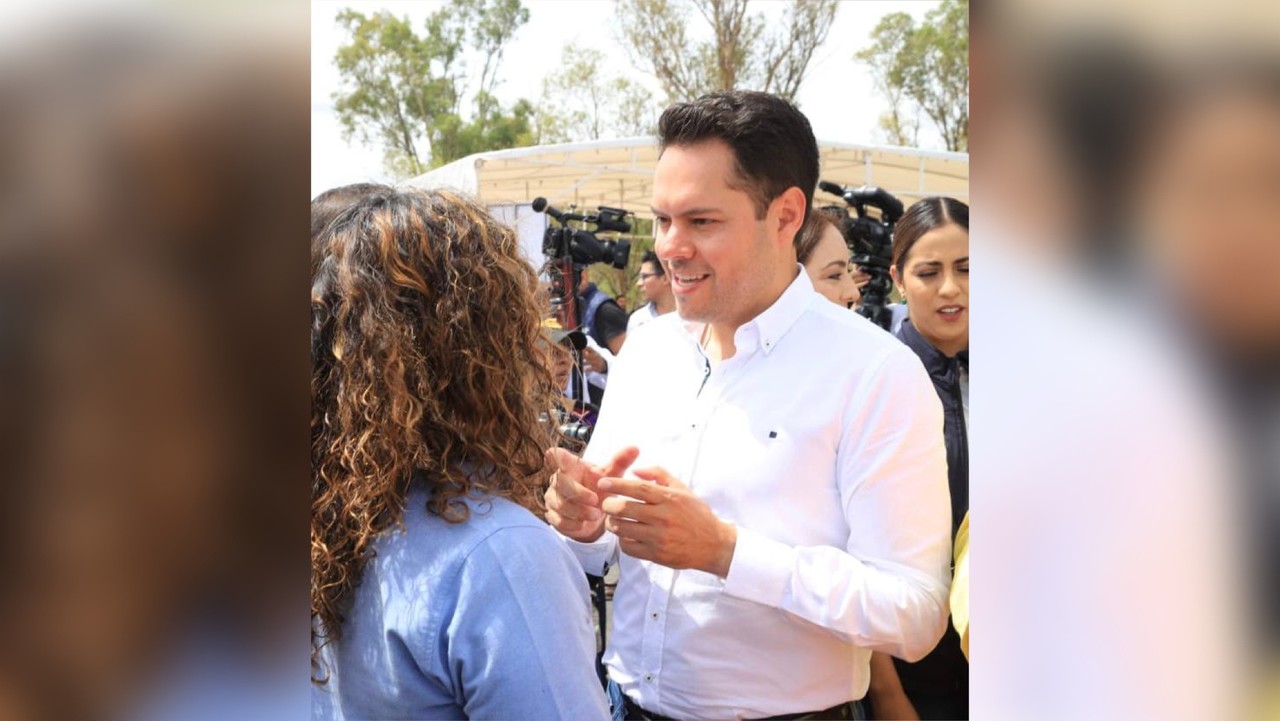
[818,181,904,331]
[532,197,632,269]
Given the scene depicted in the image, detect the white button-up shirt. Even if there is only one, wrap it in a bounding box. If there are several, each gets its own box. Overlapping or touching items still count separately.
[626,301,662,333]
[569,270,952,720]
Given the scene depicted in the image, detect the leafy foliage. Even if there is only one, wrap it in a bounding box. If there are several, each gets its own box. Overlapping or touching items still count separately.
[535,47,657,144]
[614,0,838,103]
[855,0,968,151]
[331,0,533,176]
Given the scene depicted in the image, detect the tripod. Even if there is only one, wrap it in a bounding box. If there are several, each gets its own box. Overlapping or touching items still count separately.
[546,256,612,682]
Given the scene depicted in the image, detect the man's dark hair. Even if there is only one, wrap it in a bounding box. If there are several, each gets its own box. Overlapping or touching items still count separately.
[657,91,819,220]
[640,250,664,276]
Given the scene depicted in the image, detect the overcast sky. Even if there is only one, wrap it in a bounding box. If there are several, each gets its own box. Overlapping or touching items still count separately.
[311,0,944,198]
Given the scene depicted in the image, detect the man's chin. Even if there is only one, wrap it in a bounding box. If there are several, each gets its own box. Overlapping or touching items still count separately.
[674,304,701,322]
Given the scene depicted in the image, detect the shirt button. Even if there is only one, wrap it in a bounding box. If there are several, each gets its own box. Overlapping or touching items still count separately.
[651,612,659,620]
[644,674,654,683]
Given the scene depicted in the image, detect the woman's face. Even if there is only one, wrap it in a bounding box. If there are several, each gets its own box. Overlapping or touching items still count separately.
[893,222,969,356]
[549,343,573,391]
[803,225,861,308]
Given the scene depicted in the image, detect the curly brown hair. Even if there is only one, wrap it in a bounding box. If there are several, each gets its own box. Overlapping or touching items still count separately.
[310,186,559,681]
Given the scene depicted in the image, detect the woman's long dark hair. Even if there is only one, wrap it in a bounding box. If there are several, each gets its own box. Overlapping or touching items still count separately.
[891,197,970,272]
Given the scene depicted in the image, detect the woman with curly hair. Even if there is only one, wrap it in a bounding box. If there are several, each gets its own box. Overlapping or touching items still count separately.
[310,186,609,720]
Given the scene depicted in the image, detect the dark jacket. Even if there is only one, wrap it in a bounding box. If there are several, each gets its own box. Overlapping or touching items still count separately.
[888,319,969,717]
[896,319,968,536]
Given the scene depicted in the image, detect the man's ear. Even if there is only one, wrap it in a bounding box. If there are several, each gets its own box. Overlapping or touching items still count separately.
[772,186,807,246]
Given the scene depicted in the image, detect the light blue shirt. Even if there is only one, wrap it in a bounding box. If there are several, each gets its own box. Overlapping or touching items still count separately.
[313,486,610,721]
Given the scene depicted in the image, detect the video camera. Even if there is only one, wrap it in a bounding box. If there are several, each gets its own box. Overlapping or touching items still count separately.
[531,197,632,451]
[817,181,904,331]
[532,197,632,269]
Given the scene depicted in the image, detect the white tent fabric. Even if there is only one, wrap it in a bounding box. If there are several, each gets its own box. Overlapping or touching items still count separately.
[403,136,968,218]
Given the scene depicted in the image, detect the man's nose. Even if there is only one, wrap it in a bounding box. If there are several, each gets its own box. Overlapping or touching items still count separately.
[656,224,692,264]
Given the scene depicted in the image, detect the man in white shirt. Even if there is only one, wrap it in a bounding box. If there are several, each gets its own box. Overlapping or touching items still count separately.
[545,91,952,720]
[627,250,676,333]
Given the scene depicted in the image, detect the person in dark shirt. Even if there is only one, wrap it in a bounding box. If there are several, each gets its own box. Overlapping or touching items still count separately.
[868,196,970,721]
[577,271,628,355]
[575,272,628,408]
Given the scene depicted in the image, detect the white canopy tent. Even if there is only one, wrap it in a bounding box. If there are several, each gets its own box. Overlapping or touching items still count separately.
[403,137,968,265]
[406,136,968,214]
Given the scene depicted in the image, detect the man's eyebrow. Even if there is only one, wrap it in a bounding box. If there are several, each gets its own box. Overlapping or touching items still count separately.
[650,206,722,217]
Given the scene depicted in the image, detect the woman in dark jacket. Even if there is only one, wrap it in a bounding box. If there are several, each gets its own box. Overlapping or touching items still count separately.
[867,196,969,721]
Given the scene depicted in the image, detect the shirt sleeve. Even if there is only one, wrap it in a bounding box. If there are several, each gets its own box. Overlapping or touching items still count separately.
[625,306,644,333]
[584,336,614,391]
[580,321,641,464]
[560,530,620,576]
[433,525,611,721]
[558,331,637,575]
[721,345,953,662]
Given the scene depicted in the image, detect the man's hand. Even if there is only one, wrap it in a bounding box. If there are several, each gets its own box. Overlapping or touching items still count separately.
[582,346,608,374]
[598,467,737,577]
[544,446,640,542]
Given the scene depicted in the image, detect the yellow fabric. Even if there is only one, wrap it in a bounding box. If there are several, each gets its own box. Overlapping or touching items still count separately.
[950,513,970,661]
[1257,663,1280,721]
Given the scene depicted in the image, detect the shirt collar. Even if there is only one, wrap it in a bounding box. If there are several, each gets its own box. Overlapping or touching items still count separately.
[679,265,814,356]
[897,318,968,378]
[750,266,813,354]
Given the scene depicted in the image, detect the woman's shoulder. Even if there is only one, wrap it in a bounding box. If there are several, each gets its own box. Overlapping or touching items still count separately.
[387,491,566,568]
[450,496,565,555]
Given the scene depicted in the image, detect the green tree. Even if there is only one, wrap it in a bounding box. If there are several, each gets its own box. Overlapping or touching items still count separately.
[535,47,656,144]
[331,0,532,177]
[855,0,968,152]
[433,94,536,164]
[614,0,837,103]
